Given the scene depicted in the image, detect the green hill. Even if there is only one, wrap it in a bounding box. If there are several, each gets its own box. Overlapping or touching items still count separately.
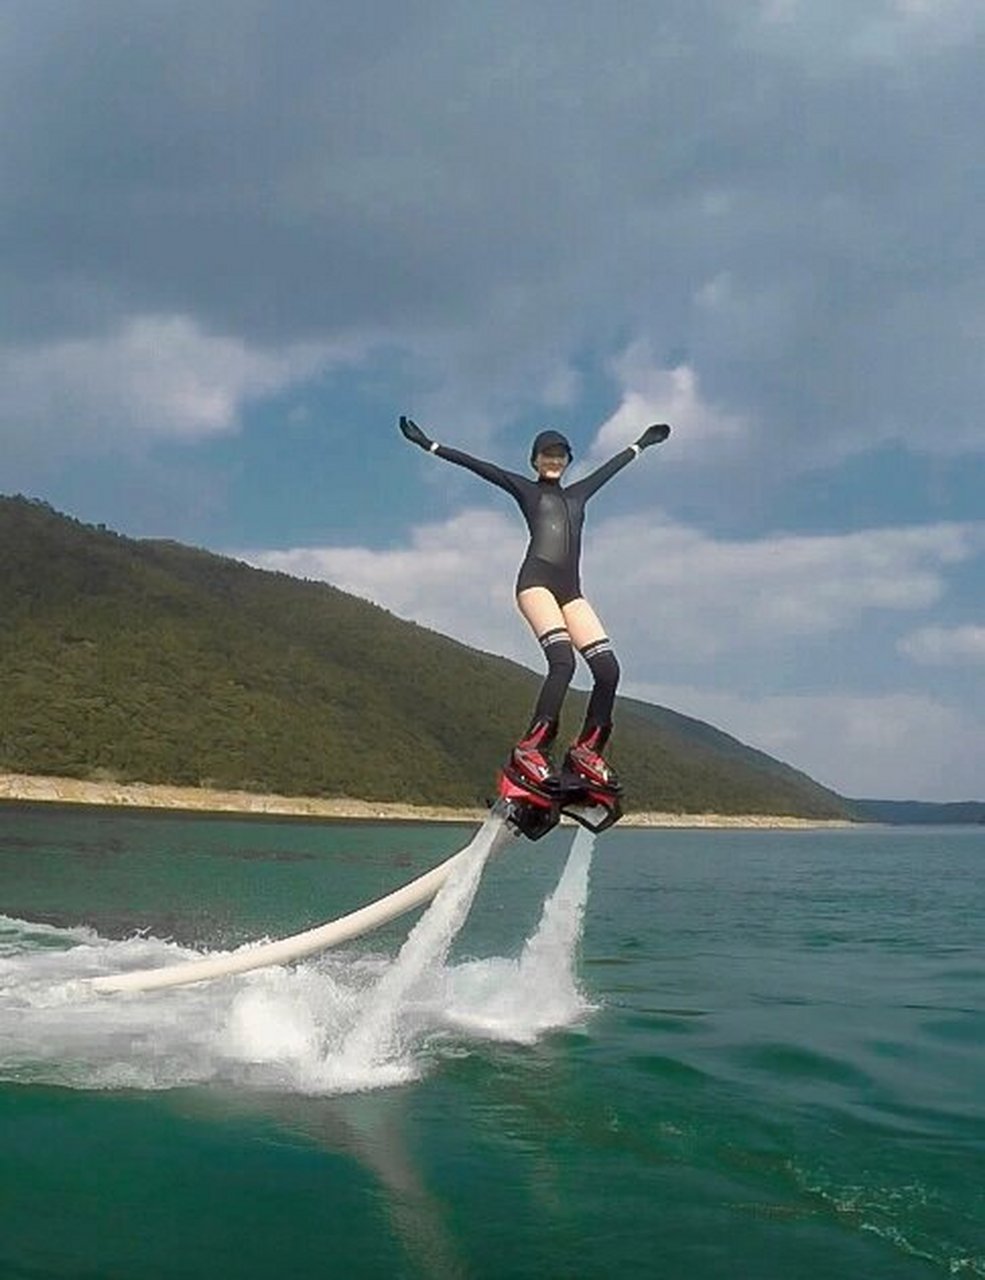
[618,697,860,821]
[850,799,985,825]
[0,495,855,818]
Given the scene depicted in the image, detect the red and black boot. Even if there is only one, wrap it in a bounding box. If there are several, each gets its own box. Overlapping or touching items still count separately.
[564,725,620,791]
[509,718,561,791]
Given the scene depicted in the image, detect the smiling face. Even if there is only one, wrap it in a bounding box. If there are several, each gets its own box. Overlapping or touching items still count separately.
[534,449,569,480]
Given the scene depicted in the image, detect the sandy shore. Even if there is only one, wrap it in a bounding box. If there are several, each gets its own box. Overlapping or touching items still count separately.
[0,771,854,829]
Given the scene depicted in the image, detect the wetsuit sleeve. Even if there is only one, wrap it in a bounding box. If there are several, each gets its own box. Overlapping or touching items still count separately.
[568,447,638,500]
[432,445,527,500]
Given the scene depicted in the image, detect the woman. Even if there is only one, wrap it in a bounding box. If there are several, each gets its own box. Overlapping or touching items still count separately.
[399,415,670,790]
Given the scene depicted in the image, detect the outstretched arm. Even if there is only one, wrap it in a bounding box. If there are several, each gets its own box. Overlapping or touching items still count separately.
[571,423,671,500]
[398,416,525,499]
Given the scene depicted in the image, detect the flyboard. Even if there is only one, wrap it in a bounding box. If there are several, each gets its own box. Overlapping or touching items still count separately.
[496,753,622,842]
[87,754,621,996]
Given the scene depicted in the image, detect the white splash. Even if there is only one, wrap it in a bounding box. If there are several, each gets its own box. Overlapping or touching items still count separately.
[330,816,497,1088]
[438,824,597,1043]
[0,826,596,1096]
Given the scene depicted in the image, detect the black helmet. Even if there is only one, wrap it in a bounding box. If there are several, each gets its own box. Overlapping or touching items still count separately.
[530,429,572,465]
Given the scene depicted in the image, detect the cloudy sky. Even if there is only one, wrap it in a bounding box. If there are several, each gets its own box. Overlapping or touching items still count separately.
[3,0,984,801]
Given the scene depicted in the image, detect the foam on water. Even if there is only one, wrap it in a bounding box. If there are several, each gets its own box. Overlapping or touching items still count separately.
[0,826,596,1095]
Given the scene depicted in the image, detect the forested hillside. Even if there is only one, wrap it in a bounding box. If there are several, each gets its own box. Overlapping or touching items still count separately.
[850,799,985,825]
[0,496,856,818]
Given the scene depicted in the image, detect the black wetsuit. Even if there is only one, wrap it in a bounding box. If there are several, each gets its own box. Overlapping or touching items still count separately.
[433,445,637,605]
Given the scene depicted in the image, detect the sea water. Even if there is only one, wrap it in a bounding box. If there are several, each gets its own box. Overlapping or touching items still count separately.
[1,804,983,1278]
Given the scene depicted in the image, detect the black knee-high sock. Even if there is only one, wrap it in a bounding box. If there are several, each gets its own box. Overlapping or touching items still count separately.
[527,628,575,737]
[579,638,620,745]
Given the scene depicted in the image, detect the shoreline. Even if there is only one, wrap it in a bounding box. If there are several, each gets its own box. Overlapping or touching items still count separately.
[0,771,855,829]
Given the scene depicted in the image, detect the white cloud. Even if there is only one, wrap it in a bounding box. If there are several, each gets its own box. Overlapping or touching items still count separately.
[883,0,979,43]
[0,315,337,454]
[752,0,979,62]
[758,0,799,22]
[899,624,985,665]
[248,509,528,661]
[5,2,985,467]
[245,506,982,671]
[585,516,977,663]
[591,346,747,462]
[622,681,985,800]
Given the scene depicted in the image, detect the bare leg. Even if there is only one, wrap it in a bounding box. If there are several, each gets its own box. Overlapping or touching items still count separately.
[560,597,608,649]
[517,586,566,638]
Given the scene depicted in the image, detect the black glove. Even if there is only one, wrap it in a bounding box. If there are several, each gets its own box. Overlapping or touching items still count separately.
[635,423,671,450]
[399,415,433,450]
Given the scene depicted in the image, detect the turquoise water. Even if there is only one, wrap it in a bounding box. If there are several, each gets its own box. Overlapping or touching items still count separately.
[1,805,984,1278]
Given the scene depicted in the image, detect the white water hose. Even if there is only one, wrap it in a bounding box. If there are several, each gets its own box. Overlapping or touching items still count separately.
[88,811,516,995]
